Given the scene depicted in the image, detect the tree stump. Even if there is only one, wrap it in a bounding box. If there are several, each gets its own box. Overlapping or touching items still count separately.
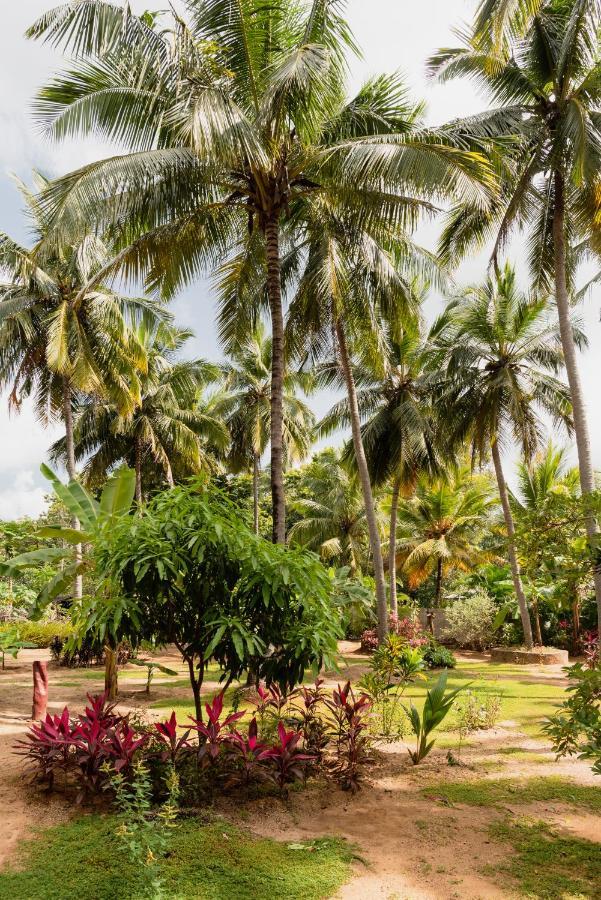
[32,661,49,720]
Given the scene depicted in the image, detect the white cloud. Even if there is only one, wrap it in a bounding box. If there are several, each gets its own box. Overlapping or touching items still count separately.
[0,469,48,520]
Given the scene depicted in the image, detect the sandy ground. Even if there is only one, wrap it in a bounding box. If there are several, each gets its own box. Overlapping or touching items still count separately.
[0,646,598,899]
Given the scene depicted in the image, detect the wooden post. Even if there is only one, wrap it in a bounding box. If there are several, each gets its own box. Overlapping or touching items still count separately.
[32,661,49,720]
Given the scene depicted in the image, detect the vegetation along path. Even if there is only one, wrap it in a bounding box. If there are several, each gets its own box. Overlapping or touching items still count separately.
[0,647,598,900]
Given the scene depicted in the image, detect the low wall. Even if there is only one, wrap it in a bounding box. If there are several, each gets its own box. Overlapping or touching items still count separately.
[417,609,450,641]
[490,646,569,665]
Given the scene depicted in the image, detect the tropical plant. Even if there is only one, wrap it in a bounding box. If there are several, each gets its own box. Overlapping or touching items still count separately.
[544,661,601,775]
[396,466,497,607]
[429,0,601,628]
[220,321,315,534]
[404,670,465,765]
[27,0,490,547]
[439,264,574,647]
[130,659,178,694]
[0,172,151,596]
[321,310,445,613]
[51,321,226,502]
[359,636,425,739]
[443,590,499,650]
[288,450,371,572]
[0,627,37,669]
[90,480,342,721]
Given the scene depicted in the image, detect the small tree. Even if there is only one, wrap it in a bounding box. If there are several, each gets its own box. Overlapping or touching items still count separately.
[90,481,343,720]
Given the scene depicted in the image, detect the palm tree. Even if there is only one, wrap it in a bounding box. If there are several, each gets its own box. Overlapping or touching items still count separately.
[28,0,491,543]
[428,0,601,628]
[0,172,150,597]
[397,466,497,609]
[288,450,371,572]
[51,322,227,501]
[439,265,574,648]
[221,322,315,535]
[320,313,445,614]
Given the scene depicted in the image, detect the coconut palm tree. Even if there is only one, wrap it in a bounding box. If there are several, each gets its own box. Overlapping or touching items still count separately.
[220,322,315,534]
[50,322,227,501]
[288,450,371,572]
[428,0,601,627]
[0,172,151,597]
[439,265,574,648]
[320,311,445,614]
[27,0,491,543]
[397,466,497,608]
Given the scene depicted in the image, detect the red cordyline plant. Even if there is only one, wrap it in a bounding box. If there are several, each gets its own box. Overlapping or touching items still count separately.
[252,683,290,720]
[224,718,273,787]
[291,678,329,762]
[16,706,75,789]
[262,721,315,796]
[189,692,245,762]
[325,682,372,792]
[153,712,191,765]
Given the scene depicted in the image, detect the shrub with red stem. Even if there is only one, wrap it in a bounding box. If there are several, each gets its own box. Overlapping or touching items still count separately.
[292,678,329,762]
[15,706,75,789]
[224,718,273,787]
[325,682,372,792]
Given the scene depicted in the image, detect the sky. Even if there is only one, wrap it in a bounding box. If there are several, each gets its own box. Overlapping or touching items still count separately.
[0,0,599,519]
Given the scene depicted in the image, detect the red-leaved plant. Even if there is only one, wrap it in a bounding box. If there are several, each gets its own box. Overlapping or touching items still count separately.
[261,721,315,796]
[325,682,372,792]
[153,712,191,765]
[189,692,245,762]
[224,718,273,787]
[16,706,75,789]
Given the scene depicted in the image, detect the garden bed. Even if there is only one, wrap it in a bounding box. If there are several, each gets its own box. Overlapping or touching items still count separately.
[490,647,569,666]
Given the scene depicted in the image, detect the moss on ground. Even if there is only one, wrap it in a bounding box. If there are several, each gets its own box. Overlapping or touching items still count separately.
[0,817,354,900]
[423,776,601,813]
[487,817,601,899]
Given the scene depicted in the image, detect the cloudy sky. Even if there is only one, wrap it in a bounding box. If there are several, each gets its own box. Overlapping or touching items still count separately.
[0,0,599,519]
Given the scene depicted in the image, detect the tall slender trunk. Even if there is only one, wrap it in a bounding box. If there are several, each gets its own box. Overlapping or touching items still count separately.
[62,377,82,600]
[253,453,260,536]
[553,170,601,632]
[104,645,118,700]
[134,433,143,505]
[491,440,534,649]
[264,215,286,544]
[335,319,388,642]
[389,474,402,615]
[532,598,543,646]
[435,557,443,607]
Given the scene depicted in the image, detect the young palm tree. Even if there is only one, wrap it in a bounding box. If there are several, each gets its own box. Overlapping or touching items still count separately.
[320,313,445,614]
[439,265,574,648]
[429,0,601,626]
[0,173,150,597]
[221,322,315,534]
[28,0,491,543]
[50,323,227,502]
[397,466,497,608]
[288,450,371,572]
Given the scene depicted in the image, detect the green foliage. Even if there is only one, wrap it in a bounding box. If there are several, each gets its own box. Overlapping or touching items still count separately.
[0,818,353,900]
[424,777,601,812]
[422,642,456,670]
[405,671,464,764]
[544,663,601,775]
[91,481,342,715]
[489,818,601,899]
[130,659,178,694]
[0,620,73,648]
[0,626,37,668]
[453,689,503,743]
[443,589,499,650]
[360,636,426,739]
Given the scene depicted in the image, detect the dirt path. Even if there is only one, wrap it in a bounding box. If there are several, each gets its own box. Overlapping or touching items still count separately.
[0,647,598,898]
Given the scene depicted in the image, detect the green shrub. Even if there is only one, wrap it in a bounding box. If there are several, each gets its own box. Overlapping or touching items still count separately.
[422,642,456,669]
[443,590,498,650]
[0,620,73,648]
[453,689,503,739]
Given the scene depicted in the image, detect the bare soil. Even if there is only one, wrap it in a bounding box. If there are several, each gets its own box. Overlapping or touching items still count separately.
[0,646,598,899]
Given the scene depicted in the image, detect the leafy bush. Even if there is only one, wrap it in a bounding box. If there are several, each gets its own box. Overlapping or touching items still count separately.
[50,634,135,667]
[359,636,426,739]
[325,681,372,791]
[453,689,503,741]
[0,619,73,648]
[422,641,456,669]
[443,590,498,650]
[544,662,601,775]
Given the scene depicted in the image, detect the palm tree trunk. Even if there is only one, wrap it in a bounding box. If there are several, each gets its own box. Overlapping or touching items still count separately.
[553,170,601,633]
[62,377,82,601]
[264,215,286,544]
[389,474,402,615]
[532,598,543,646]
[134,433,143,505]
[335,319,388,642]
[435,557,443,607]
[253,453,260,536]
[491,440,534,649]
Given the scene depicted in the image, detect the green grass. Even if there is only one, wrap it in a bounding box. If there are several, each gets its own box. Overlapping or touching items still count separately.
[487,818,601,899]
[0,817,354,900]
[423,776,601,813]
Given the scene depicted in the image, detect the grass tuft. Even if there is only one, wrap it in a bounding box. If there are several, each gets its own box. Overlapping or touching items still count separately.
[423,776,601,813]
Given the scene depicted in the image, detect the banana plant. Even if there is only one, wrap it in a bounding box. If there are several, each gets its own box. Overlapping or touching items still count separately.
[0,463,136,610]
[404,671,467,765]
